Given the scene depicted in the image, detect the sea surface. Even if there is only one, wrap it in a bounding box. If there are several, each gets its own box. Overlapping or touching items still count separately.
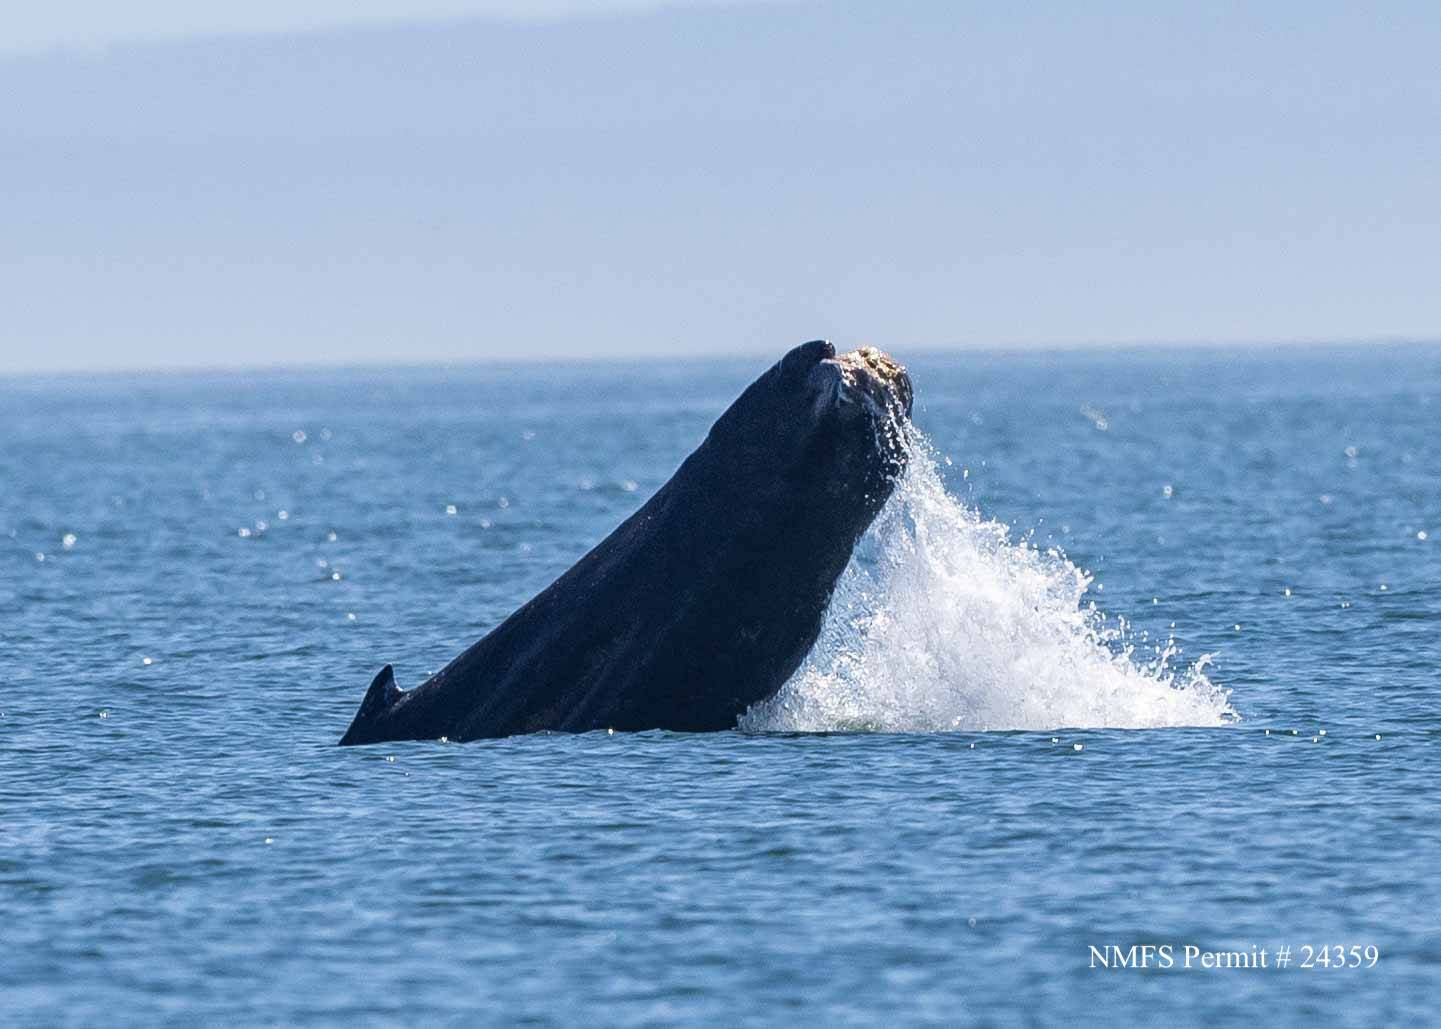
[3,345,1438,1026]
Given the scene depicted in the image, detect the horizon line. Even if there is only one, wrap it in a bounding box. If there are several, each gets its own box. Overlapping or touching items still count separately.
[3,336,1438,382]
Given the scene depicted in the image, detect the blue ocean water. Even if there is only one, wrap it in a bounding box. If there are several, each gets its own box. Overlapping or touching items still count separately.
[3,345,1438,1025]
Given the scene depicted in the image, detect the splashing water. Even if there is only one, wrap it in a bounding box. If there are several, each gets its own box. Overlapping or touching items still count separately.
[743,428,1237,732]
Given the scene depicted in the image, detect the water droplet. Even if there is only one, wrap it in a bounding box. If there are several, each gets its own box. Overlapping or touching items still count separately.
[1079,404,1109,431]
[738,423,1236,734]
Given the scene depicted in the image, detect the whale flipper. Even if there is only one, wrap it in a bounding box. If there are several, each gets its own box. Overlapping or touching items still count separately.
[339,665,404,745]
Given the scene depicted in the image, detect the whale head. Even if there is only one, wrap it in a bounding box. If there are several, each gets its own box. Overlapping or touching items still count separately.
[617,339,915,726]
[703,339,913,525]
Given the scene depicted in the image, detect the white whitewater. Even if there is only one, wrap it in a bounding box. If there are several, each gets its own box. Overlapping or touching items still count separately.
[743,428,1238,732]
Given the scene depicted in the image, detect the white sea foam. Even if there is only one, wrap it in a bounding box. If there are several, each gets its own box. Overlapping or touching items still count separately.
[742,428,1237,732]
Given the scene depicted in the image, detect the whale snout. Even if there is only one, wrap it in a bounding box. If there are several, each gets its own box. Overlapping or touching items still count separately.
[808,345,913,428]
[840,346,913,420]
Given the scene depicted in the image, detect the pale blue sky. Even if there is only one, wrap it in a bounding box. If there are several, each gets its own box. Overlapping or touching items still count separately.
[4,1,1439,372]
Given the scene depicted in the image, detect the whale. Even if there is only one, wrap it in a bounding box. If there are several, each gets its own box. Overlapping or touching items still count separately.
[339,340,913,745]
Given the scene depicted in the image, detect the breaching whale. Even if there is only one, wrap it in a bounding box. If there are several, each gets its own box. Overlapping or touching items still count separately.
[339,340,913,745]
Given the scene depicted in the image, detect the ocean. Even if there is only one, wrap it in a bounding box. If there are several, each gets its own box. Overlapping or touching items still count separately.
[3,345,1438,1025]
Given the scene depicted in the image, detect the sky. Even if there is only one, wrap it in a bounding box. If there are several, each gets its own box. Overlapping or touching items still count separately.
[3,0,1439,372]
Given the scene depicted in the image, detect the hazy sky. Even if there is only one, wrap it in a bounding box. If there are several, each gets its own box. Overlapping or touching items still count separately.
[4,0,750,54]
[4,1,1439,372]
